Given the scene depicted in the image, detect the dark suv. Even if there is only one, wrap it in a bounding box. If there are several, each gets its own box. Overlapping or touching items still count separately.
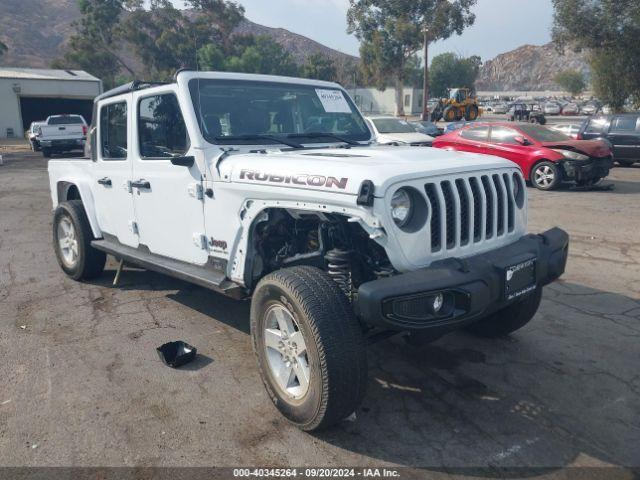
[578,113,640,166]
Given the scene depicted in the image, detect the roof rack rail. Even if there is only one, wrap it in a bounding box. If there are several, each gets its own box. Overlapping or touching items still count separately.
[94,80,168,103]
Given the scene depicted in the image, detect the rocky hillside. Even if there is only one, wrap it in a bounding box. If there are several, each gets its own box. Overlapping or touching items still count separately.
[476,43,590,91]
[0,1,356,69]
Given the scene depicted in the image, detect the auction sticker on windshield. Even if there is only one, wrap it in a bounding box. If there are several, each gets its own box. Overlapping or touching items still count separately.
[316,89,351,113]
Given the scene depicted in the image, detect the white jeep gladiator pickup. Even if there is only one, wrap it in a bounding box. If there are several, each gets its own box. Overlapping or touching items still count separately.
[38,114,87,158]
[48,71,569,430]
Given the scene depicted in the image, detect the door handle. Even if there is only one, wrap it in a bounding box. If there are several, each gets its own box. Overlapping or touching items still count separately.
[97,177,112,186]
[130,179,151,189]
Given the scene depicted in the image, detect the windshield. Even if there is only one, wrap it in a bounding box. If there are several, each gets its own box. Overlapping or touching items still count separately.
[372,118,416,134]
[518,124,571,142]
[189,79,370,145]
[49,116,84,125]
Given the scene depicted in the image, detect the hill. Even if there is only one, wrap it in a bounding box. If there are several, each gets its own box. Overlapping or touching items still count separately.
[0,1,357,70]
[476,43,590,92]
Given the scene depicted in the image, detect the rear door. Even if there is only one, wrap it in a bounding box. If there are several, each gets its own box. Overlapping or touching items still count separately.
[487,126,532,171]
[130,88,208,265]
[91,97,139,248]
[457,125,490,154]
[607,115,640,160]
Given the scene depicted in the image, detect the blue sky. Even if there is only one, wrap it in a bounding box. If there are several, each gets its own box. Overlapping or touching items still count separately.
[174,0,555,62]
[174,0,553,60]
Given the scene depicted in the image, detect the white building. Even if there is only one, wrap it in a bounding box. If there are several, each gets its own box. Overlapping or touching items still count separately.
[348,87,424,116]
[0,68,102,139]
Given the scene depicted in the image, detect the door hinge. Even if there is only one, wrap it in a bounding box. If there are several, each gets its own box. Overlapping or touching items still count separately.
[193,233,208,250]
[128,221,139,235]
[188,183,204,200]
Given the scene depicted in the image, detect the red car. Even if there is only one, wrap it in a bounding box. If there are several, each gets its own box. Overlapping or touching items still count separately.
[432,122,613,190]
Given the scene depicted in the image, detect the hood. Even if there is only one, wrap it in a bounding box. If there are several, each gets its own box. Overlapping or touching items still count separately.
[376,132,434,144]
[219,146,516,196]
[542,139,611,157]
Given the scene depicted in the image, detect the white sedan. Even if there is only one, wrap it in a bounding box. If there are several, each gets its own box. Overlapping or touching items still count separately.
[365,116,434,145]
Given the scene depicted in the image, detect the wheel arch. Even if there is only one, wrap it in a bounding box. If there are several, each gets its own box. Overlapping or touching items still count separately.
[527,158,554,181]
[228,201,382,288]
[55,180,102,238]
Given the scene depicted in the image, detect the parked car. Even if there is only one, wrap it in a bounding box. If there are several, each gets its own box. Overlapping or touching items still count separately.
[410,120,442,137]
[550,123,583,139]
[47,71,569,431]
[38,114,88,158]
[578,113,640,166]
[27,121,45,151]
[365,116,433,145]
[543,102,561,115]
[561,103,580,116]
[432,122,613,190]
[581,103,599,115]
[492,103,509,114]
[507,103,546,124]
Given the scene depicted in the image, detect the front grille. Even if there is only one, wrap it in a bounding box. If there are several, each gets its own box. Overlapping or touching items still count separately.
[424,173,518,253]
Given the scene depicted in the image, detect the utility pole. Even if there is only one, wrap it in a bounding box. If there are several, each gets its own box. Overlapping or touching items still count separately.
[421,28,430,121]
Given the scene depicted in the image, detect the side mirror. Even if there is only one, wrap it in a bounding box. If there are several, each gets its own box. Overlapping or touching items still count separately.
[170,155,195,167]
[514,136,530,146]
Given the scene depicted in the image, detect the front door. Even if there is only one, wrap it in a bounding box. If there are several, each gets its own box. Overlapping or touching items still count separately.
[91,96,139,248]
[130,89,208,265]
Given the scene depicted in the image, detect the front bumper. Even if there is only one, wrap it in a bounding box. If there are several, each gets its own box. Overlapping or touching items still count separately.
[356,228,569,332]
[561,157,612,183]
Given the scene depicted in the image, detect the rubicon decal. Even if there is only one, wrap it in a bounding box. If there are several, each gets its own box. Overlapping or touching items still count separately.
[240,170,348,190]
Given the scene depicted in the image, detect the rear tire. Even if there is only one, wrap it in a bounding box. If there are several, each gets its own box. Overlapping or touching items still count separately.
[465,288,542,337]
[617,159,636,167]
[250,266,367,431]
[531,161,561,190]
[443,106,457,122]
[53,200,106,280]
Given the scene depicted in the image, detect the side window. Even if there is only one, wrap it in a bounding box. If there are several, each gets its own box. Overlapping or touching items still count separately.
[100,102,127,160]
[610,116,638,132]
[460,126,489,141]
[490,126,520,144]
[404,94,411,107]
[138,93,189,159]
[585,117,608,134]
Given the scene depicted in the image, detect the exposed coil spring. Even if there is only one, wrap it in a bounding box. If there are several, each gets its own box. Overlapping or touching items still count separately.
[326,249,353,301]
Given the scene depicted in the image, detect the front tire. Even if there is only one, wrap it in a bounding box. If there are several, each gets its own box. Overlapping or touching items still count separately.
[53,200,106,280]
[532,161,561,190]
[465,288,543,337]
[250,266,367,431]
[42,148,52,158]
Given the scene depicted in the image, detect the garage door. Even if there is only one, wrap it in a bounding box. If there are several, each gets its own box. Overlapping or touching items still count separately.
[19,97,94,131]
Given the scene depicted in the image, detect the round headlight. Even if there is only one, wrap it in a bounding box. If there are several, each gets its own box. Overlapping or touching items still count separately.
[391,188,413,227]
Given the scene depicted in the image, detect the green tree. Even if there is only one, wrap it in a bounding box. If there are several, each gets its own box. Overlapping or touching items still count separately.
[225,36,299,76]
[301,53,338,81]
[188,0,245,55]
[428,52,480,98]
[122,0,198,80]
[59,0,139,79]
[552,0,640,111]
[347,0,476,116]
[554,69,586,96]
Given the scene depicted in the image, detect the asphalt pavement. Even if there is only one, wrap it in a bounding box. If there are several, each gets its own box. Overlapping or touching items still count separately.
[0,151,638,477]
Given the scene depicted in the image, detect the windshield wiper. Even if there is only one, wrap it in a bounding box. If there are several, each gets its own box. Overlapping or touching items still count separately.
[287,132,362,146]
[214,134,304,149]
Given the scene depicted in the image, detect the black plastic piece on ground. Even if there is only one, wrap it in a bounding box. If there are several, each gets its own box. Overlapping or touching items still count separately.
[157,341,197,368]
